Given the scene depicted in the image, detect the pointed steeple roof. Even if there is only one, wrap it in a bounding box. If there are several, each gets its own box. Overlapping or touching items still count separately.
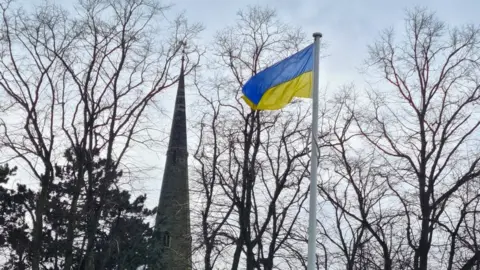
[167,45,187,152]
[152,42,192,270]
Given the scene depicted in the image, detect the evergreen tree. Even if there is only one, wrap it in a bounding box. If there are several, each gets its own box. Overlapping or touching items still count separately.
[0,149,156,269]
[0,164,34,270]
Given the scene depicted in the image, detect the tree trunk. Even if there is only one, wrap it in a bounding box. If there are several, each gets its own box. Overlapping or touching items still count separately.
[97,210,122,270]
[64,178,82,269]
[31,174,51,270]
[231,236,243,270]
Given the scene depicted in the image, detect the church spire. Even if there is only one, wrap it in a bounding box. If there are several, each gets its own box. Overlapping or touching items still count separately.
[166,41,187,152]
[152,41,192,270]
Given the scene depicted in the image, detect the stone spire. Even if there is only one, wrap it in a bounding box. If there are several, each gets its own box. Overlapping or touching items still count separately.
[152,42,191,270]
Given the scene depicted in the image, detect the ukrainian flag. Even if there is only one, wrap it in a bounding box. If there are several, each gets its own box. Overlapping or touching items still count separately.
[242,44,314,110]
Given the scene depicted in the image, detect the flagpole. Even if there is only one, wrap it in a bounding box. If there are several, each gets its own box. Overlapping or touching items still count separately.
[307,32,322,270]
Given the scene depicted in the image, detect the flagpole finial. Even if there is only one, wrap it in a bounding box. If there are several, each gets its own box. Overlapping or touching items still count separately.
[313,32,322,38]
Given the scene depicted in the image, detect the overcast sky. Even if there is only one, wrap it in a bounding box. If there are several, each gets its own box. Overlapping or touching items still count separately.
[9,0,480,209]
[170,0,480,89]
[133,0,480,208]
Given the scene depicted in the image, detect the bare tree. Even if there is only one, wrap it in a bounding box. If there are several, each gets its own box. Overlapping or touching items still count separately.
[190,6,312,270]
[191,89,236,270]
[303,7,480,270]
[0,0,202,268]
[320,7,480,270]
[317,89,404,270]
[363,7,480,269]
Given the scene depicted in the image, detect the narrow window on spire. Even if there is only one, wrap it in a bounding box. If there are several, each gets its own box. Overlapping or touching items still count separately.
[163,231,171,247]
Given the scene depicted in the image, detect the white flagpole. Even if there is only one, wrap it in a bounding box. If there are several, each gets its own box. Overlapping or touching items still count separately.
[307,32,322,270]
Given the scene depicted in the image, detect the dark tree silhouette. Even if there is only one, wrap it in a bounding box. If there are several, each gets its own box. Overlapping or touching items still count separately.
[191,6,312,270]
[0,0,201,269]
[0,149,156,270]
[317,7,480,270]
[0,164,34,270]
